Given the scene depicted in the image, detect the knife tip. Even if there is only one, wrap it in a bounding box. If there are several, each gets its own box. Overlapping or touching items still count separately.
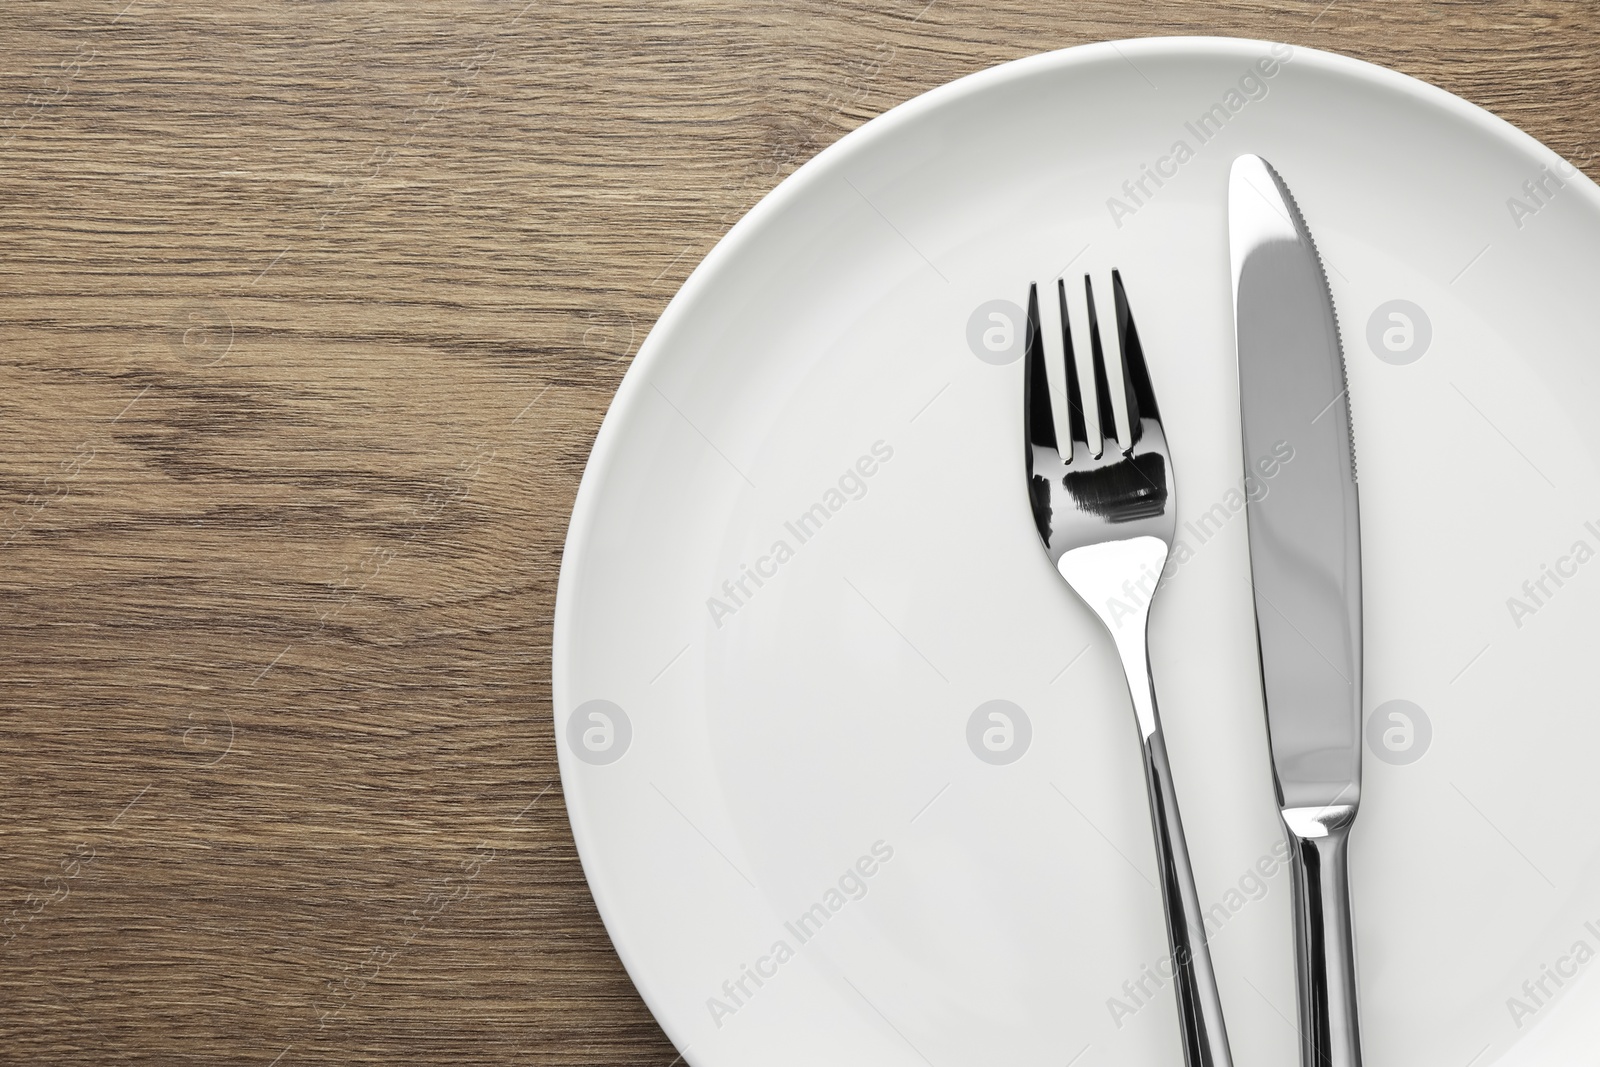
[1232,153,1358,485]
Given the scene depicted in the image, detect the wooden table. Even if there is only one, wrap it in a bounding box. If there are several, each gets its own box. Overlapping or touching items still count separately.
[2,2,1595,1062]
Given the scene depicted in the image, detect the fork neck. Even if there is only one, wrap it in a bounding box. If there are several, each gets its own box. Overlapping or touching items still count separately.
[1054,535,1169,738]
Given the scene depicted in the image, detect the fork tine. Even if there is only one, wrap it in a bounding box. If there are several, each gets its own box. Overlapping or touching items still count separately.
[1024,284,1056,451]
[1035,273,1077,461]
[1056,279,1088,453]
[1112,271,1157,447]
[1061,271,1103,457]
[1084,275,1121,455]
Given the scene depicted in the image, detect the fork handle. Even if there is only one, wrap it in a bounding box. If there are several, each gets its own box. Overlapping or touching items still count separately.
[1059,540,1233,1065]
[1140,725,1233,1067]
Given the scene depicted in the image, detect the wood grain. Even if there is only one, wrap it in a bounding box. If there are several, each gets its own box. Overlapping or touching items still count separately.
[1,1,1596,1062]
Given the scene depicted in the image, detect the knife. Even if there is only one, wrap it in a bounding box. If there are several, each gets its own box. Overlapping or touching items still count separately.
[1229,154,1364,1067]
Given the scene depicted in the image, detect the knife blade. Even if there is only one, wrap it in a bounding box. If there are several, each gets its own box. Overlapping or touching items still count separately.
[1229,154,1364,1067]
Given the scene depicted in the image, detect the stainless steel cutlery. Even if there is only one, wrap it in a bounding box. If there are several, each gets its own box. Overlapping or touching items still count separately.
[1024,271,1232,1067]
[1022,156,1365,1067]
[1231,153,1365,1067]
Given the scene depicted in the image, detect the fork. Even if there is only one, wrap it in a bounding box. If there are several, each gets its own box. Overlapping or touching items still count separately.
[1024,270,1232,1067]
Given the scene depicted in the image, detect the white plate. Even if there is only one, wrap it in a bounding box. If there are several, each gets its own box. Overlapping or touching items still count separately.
[554,36,1600,1067]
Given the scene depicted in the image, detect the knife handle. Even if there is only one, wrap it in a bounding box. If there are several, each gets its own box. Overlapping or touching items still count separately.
[1140,726,1233,1067]
[1282,806,1362,1067]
